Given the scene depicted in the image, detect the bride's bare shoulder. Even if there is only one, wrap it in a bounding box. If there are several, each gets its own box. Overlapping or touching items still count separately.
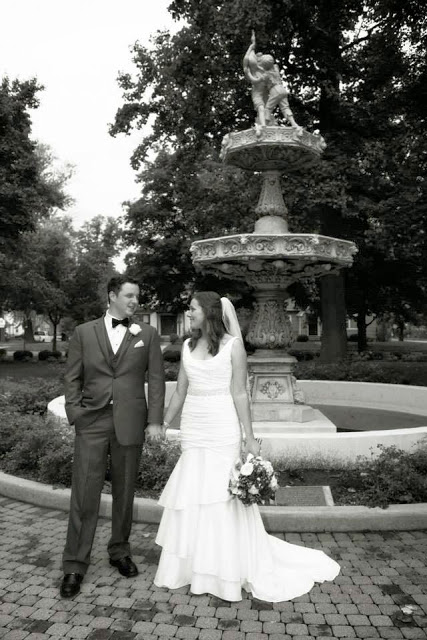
[222,334,244,352]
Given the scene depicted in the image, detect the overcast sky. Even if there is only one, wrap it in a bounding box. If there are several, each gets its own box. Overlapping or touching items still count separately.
[0,0,178,227]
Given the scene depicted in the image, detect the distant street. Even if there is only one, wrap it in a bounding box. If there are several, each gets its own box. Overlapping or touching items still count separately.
[0,339,68,352]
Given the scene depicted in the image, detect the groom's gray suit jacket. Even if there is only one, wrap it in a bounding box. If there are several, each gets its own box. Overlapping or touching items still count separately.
[64,316,165,445]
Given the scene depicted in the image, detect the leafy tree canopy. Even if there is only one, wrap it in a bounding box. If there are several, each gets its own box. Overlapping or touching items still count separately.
[67,216,122,323]
[0,77,73,312]
[111,0,427,348]
[0,77,71,247]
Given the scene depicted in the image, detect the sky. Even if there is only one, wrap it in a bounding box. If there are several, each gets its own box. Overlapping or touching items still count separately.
[0,0,178,227]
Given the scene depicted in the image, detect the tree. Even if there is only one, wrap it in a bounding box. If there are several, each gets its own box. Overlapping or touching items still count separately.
[6,216,123,345]
[123,147,258,309]
[8,217,75,349]
[0,77,73,311]
[0,78,70,242]
[112,0,427,357]
[67,216,122,323]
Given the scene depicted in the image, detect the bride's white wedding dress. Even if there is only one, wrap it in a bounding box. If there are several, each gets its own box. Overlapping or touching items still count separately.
[154,337,340,602]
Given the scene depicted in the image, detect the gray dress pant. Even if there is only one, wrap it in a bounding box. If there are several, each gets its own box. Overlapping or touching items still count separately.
[62,405,142,575]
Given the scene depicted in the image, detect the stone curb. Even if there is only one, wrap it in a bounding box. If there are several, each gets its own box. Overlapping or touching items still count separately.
[1,471,426,532]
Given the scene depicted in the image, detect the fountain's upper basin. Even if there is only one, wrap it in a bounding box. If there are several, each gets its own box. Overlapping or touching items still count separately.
[191,233,356,265]
[191,233,357,285]
[220,127,325,172]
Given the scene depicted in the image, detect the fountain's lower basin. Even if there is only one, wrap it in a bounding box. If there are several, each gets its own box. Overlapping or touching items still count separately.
[47,381,427,465]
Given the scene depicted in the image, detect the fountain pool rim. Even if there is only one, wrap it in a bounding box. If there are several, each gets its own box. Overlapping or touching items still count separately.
[47,380,427,465]
[1,380,425,533]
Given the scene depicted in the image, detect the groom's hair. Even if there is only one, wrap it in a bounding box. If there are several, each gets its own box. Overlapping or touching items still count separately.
[107,275,139,301]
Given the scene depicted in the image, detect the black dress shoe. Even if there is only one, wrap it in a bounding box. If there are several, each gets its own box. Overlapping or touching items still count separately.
[109,556,138,577]
[60,573,83,598]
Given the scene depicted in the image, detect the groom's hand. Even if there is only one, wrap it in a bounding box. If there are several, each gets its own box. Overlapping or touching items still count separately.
[146,423,166,442]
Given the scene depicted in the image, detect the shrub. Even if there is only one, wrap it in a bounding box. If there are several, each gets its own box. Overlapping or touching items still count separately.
[13,350,33,362]
[169,333,180,344]
[137,439,181,492]
[0,378,64,415]
[164,362,180,381]
[0,408,20,456]
[0,348,6,361]
[38,350,62,362]
[289,349,315,361]
[347,334,358,342]
[0,408,73,484]
[1,418,53,475]
[333,443,427,508]
[163,349,181,362]
[38,440,74,486]
[294,360,427,385]
[296,334,309,342]
[401,353,427,362]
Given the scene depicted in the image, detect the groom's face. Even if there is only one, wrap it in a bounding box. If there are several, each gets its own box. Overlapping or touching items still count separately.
[109,283,140,319]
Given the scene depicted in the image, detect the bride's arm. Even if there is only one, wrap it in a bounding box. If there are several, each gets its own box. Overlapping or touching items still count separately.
[162,355,189,429]
[230,340,260,456]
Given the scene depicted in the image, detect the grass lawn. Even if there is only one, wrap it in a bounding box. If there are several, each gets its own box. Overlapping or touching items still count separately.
[0,361,66,381]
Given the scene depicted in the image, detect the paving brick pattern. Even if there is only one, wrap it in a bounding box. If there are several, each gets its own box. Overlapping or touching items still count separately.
[1,497,426,639]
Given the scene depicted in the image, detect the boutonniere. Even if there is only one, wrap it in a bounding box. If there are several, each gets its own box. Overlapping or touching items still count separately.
[129,323,142,336]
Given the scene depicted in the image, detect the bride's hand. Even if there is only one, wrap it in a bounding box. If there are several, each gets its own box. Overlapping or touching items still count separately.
[146,424,166,442]
[245,436,261,457]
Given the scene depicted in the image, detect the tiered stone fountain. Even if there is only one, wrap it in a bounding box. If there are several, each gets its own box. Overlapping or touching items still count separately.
[190,36,357,443]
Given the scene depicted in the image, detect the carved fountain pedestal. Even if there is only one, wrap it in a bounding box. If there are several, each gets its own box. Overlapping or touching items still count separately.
[191,126,357,437]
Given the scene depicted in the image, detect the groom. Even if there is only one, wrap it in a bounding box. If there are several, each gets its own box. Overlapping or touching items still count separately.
[60,276,165,598]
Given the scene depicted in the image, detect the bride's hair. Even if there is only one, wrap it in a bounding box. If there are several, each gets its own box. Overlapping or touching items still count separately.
[189,291,225,356]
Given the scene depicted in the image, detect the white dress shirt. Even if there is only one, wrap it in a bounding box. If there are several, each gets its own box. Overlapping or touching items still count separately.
[104,310,127,355]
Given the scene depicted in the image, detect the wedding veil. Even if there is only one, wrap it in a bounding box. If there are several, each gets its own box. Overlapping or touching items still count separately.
[221,297,243,341]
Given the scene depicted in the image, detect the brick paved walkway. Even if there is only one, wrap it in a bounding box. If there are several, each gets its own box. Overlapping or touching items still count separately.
[0,496,426,640]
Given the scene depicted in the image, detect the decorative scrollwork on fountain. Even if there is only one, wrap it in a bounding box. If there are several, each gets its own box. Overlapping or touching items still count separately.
[255,171,288,218]
[260,380,285,399]
[191,235,357,271]
[246,299,296,350]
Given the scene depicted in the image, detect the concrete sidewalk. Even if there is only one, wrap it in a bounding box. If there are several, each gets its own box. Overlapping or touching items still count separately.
[0,496,426,639]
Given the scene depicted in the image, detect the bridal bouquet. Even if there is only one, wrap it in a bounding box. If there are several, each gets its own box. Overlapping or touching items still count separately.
[229,453,278,506]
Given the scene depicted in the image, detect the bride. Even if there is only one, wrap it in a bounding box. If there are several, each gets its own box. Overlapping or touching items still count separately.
[154,291,340,602]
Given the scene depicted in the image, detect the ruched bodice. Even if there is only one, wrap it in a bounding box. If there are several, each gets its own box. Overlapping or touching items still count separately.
[183,337,235,397]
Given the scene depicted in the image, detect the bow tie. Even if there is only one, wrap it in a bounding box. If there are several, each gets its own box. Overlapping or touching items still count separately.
[112,317,130,328]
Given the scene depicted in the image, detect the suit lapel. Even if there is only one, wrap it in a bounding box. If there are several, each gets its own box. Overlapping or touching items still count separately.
[94,316,113,367]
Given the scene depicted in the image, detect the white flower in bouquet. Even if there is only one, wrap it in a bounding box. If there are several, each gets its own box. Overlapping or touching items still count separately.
[240,462,254,476]
[229,453,279,506]
[262,460,274,474]
[270,477,278,490]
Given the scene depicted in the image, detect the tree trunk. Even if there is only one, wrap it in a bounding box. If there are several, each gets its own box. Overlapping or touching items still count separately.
[52,323,58,352]
[23,311,34,342]
[320,273,348,362]
[376,315,391,342]
[357,308,368,352]
[397,319,405,341]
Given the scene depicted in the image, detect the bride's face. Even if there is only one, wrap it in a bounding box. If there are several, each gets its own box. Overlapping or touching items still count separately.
[188,298,205,330]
